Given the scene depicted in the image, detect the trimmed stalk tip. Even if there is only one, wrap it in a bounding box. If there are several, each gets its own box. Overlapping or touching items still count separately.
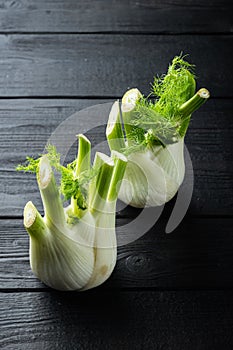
[37,155,65,227]
[106,101,125,152]
[38,156,52,189]
[108,151,127,202]
[24,201,37,228]
[198,88,210,99]
[23,201,48,239]
[121,88,142,145]
[178,88,210,118]
[106,101,119,134]
[89,152,114,212]
[75,134,91,175]
[121,88,142,113]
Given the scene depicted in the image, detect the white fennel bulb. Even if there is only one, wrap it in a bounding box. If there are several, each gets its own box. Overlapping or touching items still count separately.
[118,139,185,207]
[106,56,210,208]
[18,135,127,291]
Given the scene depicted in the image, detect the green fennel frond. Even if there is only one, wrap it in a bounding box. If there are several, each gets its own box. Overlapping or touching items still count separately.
[46,144,61,170]
[151,54,196,120]
[58,166,86,211]
[16,144,61,173]
[132,103,180,145]
[123,54,197,153]
[16,144,96,211]
[16,156,40,173]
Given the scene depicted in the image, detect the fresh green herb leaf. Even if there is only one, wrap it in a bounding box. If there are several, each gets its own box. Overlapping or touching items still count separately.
[46,144,61,170]
[122,54,196,153]
[17,144,93,211]
[16,156,40,173]
[151,54,196,121]
[16,144,61,173]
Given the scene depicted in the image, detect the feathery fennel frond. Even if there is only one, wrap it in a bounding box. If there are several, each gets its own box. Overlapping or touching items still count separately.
[123,55,197,151]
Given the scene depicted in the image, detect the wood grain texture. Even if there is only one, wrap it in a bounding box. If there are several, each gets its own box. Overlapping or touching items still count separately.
[1,217,233,289]
[0,98,232,216]
[0,0,232,34]
[1,290,233,349]
[0,34,232,97]
[0,1,232,348]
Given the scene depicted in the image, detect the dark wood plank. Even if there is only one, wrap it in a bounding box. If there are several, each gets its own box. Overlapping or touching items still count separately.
[1,290,233,349]
[1,217,233,289]
[0,34,232,97]
[0,0,232,33]
[0,0,232,34]
[0,98,232,216]
[0,98,109,217]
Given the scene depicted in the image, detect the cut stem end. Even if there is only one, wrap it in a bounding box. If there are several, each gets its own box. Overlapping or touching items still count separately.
[37,156,65,227]
[24,201,48,239]
[178,88,210,118]
[75,134,91,176]
[108,151,127,202]
[89,152,114,213]
[106,101,125,152]
[38,156,52,189]
[121,88,142,145]
[24,201,37,228]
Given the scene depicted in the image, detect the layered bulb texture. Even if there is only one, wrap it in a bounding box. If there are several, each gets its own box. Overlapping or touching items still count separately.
[106,56,210,207]
[20,135,127,291]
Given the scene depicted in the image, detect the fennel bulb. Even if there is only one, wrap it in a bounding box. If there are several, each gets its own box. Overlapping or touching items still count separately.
[106,56,210,207]
[18,135,127,291]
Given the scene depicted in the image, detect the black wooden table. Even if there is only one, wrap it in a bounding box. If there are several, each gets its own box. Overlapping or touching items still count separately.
[1,1,233,349]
